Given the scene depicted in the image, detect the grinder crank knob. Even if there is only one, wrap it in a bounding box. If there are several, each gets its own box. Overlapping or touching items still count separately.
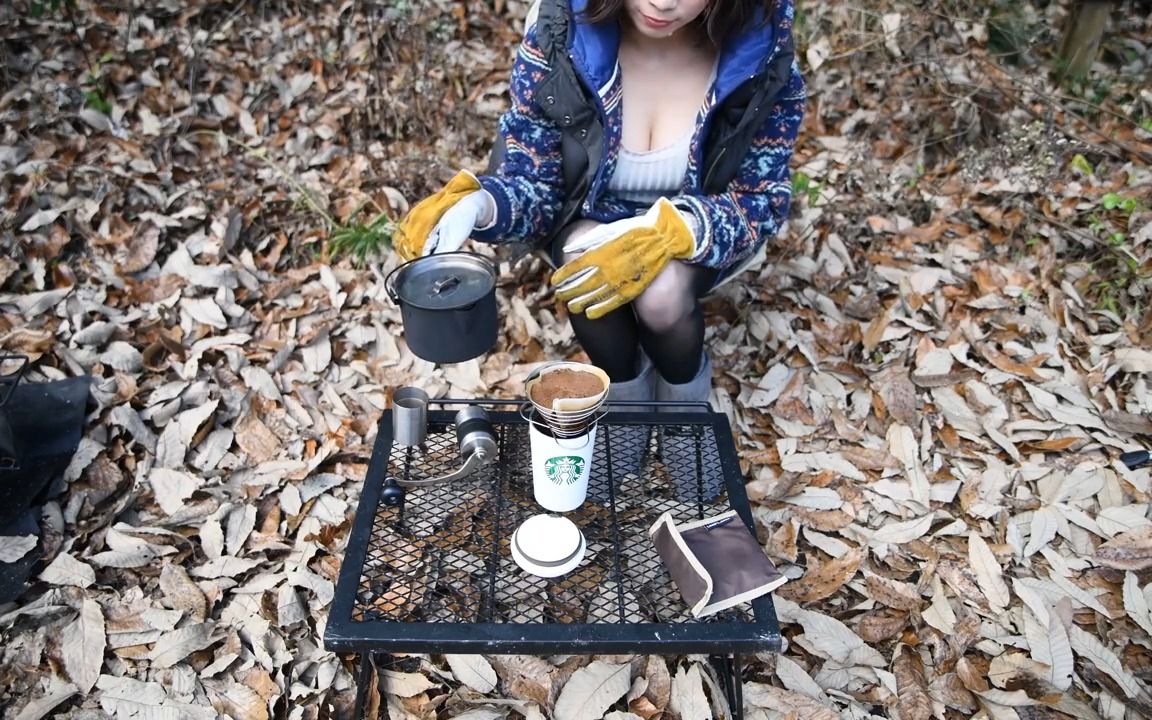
[381,477,406,508]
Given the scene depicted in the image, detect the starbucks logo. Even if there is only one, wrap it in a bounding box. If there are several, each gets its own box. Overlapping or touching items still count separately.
[545,456,585,485]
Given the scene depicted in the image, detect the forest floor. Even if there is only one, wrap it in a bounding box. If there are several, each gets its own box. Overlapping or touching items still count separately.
[1,1,1151,719]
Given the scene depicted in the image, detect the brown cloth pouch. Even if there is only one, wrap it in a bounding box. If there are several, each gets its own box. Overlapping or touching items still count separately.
[649,510,787,618]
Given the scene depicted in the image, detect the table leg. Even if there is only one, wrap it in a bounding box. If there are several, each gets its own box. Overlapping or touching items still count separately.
[352,653,396,720]
[352,653,372,720]
[709,653,744,720]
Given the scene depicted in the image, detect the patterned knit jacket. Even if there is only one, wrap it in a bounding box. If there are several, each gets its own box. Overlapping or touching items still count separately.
[472,0,806,275]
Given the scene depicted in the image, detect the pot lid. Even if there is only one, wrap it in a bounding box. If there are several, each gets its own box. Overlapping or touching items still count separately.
[393,253,496,311]
[512,514,584,570]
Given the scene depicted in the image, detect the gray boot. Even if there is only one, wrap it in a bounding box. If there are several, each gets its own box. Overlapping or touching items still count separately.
[607,353,657,409]
[654,354,725,502]
[588,356,655,504]
[654,353,713,410]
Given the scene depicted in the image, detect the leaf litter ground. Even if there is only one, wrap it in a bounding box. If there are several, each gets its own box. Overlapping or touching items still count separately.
[1,1,1151,719]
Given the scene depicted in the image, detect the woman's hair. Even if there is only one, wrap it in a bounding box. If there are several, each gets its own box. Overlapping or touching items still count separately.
[580,0,778,47]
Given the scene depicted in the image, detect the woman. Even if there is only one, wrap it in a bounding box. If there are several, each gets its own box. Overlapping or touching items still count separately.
[394,0,805,410]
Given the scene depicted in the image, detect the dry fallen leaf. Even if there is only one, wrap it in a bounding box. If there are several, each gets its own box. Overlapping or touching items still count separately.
[382,670,441,698]
[776,546,862,603]
[552,661,631,720]
[893,645,933,720]
[1095,527,1152,570]
[61,597,104,694]
[446,655,498,694]
[968,532,1010,613]
[0,535,38,563]
[668,664,710,720]
[744,683,839,720]
[38,552,96,588]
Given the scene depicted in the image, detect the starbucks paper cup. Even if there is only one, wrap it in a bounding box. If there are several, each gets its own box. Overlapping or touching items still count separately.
[529,418,596,512]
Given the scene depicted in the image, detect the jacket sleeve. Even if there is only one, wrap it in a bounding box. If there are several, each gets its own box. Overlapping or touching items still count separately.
[471,25,566,244]
[671,59,806,270]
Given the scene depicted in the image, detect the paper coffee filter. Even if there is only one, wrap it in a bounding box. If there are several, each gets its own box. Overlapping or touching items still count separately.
[526,362,610,414]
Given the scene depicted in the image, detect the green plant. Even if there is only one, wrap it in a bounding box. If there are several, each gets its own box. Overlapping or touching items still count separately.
[1073,199,1151,321]
[1106,232,1127,247]
[905,163,926,189]
[84,89,111,114]
[791,171,822,207]
[1101,192,1139,213]
[1069,153,1094,176]
[329,203,395,266]
[29,0,75,17]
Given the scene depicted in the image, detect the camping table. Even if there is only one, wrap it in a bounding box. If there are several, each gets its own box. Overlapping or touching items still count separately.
[325,399,782,720]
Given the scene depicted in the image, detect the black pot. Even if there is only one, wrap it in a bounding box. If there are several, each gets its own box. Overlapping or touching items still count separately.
[386,252,498,363]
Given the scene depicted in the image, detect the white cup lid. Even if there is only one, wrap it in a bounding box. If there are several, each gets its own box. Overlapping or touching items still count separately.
[511,514,585,577]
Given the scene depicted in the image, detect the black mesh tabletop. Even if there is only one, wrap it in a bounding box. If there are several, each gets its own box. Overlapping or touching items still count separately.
[324,400,782,655]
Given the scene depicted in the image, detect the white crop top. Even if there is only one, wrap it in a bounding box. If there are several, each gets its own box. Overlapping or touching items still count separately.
[606,128,694,205]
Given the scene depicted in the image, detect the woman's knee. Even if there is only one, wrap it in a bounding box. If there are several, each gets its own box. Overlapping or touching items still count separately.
[633,262,698,333]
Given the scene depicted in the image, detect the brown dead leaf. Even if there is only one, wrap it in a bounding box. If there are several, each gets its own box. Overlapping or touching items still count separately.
[628,695,661,720]
[909,369,980,388]
[839,446,896,471]
[643,656,671,713]
[1103,409,1152,436]
[862,305,893,353]
[491,656,561,710]
[1027,437,1084,452]
[159,564,209,622]
[744,683,838,720]
[874,367,919,427]
[893,646,933,720]
[233,410,280,463]
[978,344,1044,381]
[1095,527,1152,570]
[854,609,909,644]
[767,519,799,563]
[864,572,922,611]
[117,224,161,274]
[785,507,855,532]
[777,547,863,603]
[206,680,269,720]
[956,656,991,694]
[929,673,977,714]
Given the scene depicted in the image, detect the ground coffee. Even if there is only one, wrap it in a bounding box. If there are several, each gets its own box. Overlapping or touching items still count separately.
[529,368,604,409]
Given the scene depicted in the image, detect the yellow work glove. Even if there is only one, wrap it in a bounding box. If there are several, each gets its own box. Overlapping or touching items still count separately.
[393,171,492,261]
[551,198,698,320]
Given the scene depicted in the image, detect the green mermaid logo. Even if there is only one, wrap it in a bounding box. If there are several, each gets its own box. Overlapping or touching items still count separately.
[545,456,585,485]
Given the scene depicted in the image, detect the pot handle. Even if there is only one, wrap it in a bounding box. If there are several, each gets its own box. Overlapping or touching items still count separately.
[384,262,403,305]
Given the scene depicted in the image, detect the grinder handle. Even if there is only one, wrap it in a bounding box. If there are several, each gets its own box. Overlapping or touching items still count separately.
[395,407,497,487]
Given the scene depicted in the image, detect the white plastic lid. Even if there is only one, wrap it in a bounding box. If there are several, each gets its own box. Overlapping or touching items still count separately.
[511,514,585,578]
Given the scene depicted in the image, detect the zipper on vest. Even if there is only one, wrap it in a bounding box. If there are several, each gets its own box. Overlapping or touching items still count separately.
[704,146,727,189]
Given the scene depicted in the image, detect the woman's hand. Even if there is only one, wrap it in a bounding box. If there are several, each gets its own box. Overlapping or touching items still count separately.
[551,198,698,319]
[393,171,496,260]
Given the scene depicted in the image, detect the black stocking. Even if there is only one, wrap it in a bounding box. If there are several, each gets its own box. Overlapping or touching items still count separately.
[551,222,718,384]
[631,261,717,384]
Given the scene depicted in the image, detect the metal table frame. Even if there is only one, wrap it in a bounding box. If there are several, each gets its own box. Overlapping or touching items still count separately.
[326,399,781,719]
